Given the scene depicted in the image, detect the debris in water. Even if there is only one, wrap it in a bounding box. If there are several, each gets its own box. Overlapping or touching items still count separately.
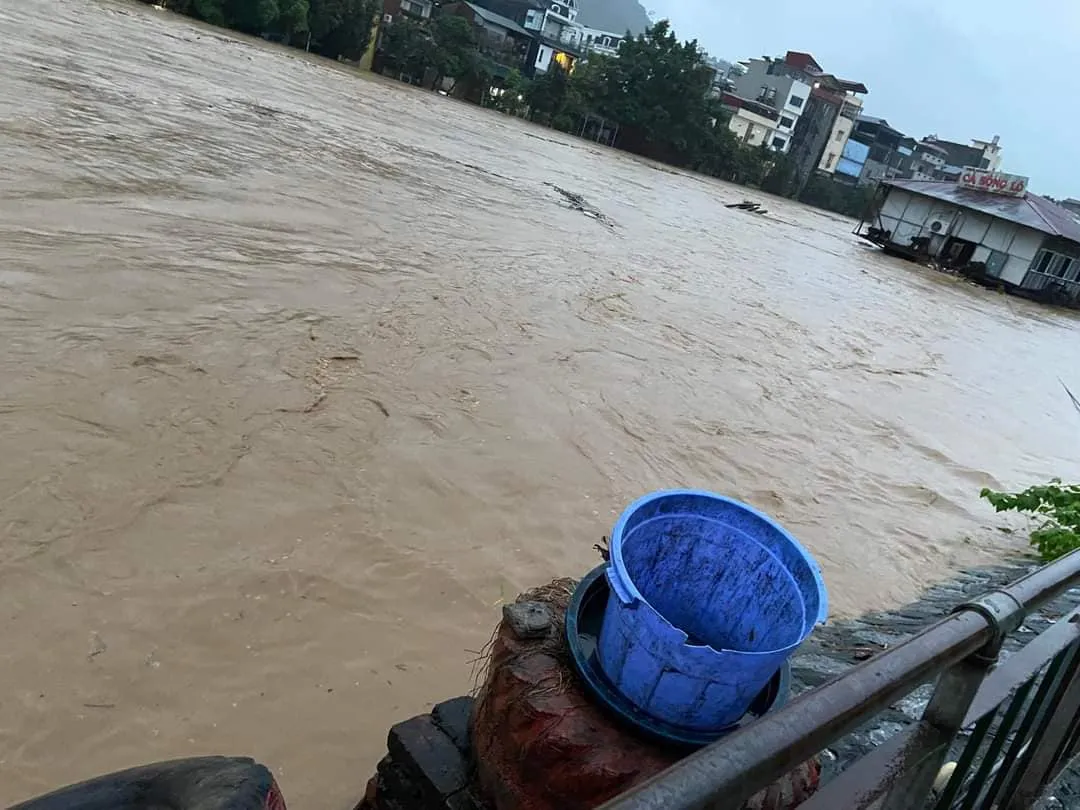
[726,200,769,215]
[545,183,615,228]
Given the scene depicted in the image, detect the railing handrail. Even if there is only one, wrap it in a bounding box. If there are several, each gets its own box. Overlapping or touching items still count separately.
[598,550,1080,810]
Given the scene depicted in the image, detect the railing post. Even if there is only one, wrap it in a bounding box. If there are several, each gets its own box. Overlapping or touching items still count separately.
[1005,629,1080,808]
[880,590,1025,810]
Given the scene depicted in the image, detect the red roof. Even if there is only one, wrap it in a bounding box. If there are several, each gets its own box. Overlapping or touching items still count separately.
[783,51,868,94]
[720,92,779,121]
[785,50,822,73]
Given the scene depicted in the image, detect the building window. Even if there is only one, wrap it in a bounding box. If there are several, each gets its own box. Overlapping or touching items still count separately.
[835,129,844,141]
[1058,257,1077,280]
[789,94,804,108]
[772,136,787,150]
[825,152,836,168]
[401,0,430,15]
[1033,250,1055,274]
[780,116,794,129]
[1031,250,1080,281]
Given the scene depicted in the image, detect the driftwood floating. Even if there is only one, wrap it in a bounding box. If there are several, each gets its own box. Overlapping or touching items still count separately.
[725,200,768,215]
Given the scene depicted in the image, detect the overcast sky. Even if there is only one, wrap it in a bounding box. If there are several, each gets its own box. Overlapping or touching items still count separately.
[645,0,1079,198]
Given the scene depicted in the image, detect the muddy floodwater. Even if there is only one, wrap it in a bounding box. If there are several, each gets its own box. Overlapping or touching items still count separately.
[2,0,1080,805]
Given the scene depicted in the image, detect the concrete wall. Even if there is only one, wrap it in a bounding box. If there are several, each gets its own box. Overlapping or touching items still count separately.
[728,109,775,148]
[877,189,1045,285]
[819,114,854,173]
[731,60,794,108]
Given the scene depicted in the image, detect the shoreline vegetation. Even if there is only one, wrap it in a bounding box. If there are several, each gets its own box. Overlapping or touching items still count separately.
[140,0,875,219]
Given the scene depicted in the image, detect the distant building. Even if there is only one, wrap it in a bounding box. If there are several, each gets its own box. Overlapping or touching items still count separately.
[1061,199,1080,216]
[920,134,1003,180]
[720,92,779,148]
[444,2,535,75]
[467,0,622,72]
[836,138,870,182]
[704,56,746,94]
[817,95,862,175]
[729,50,866,191]
[380,0,433,19]
[579,26,624,57]
[907,140,949,180]
[730,53,815,153]
[836,115,905,186]
[837,119,1006,189]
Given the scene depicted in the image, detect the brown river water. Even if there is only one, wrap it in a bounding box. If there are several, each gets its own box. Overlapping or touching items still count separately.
[3,0,1080,805]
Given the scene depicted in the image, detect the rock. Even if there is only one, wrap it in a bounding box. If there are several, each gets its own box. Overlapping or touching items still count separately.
[432,697,472,755]
[502,602,553,640]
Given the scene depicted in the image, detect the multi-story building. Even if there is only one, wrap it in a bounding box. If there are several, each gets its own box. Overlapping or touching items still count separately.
[579,26,624,57]
[730,53,814,153]
[466,0,622,72]
[382,0,433,18]
[921,135,1003,180]
[907,140,949,180]
[720,92,779,148]
[817,95,861,174]
[835,115,906,186]
[971,137,1003,171]
[443,1,535,73]
[838,119,1006,188]
[730,50,866,190]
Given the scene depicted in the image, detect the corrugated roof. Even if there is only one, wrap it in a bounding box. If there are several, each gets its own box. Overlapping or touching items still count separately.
[462,2,533,36]
[883,179,1080,243]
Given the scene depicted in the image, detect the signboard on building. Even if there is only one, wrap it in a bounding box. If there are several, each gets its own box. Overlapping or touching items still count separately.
[959,167,1029,197]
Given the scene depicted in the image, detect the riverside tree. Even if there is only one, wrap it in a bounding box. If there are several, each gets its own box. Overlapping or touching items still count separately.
[156,0,379,57]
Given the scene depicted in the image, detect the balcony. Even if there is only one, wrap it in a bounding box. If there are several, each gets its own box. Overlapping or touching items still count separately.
[839,102,861,121]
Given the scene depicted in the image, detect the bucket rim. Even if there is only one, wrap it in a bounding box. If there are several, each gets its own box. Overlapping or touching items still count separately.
[609,489,829,625]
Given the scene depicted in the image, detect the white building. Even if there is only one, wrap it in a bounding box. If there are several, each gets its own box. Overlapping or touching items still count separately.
[519,0,623,71]
[579,25,624,57]
[971,137,1003,172]
[860,173,1080,304]
[817,95,862,174]
[730,55,815,153]
[720,92,778,148]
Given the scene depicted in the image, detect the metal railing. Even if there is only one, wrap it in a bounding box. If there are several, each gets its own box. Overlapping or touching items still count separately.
[1020,270,1080,303]
[599,550,1080,810]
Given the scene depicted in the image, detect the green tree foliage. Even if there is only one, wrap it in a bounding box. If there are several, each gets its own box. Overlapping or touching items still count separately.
[278,0,310,38]
[379,12,485,95]
[162,0,375,58]
[585,21,715,163]
[982,481,1080,561]
[760,151,798,197]
[799,175,876,219]
[309,0,380,60]
[380,16,434,80]
[526,63,570,126]
[510,21,782,191]
[429,15,478,88]
[491,68,528,115]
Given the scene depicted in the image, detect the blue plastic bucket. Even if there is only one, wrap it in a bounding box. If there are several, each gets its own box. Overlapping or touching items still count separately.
[596,489,828,731]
